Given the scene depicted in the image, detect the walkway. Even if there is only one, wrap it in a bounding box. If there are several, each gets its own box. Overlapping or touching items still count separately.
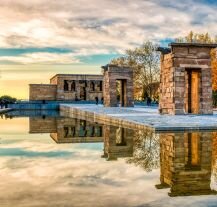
[60,104,217,131]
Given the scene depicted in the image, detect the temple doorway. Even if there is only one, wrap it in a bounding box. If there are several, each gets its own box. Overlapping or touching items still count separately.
[102,64,134,107]
[116,79,126,107]
[185,69,200,114]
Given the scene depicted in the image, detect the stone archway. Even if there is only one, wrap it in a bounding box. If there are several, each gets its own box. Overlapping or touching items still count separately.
[102,64,134,107]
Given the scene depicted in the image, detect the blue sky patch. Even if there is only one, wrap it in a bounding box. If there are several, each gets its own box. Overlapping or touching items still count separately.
[0,47,72,57]
[79,54,120,65]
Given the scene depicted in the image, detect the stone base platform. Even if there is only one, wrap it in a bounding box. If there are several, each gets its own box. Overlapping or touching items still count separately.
[60,104,217,132]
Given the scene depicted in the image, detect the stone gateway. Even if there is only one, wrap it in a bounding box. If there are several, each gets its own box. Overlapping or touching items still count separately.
[158,43,217,115]
[102,64,134,107]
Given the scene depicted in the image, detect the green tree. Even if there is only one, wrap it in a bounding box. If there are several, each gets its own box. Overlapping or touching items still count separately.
[126,129,159,172]
[111,41,160,100]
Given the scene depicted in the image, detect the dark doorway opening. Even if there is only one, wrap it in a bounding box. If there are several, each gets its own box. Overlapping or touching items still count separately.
[116,79,126,107]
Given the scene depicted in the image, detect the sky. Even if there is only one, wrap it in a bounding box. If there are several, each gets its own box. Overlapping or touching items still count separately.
[0,0,217,99]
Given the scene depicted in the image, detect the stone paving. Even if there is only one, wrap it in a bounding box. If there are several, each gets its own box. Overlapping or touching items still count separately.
[60,104,217,131]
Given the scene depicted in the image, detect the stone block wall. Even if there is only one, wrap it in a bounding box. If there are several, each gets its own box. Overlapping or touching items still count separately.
[50,74,103,101]
[159,133,174,186]
[29,84,57,101]
[159,54,174,114]
[29,117,57,133]
[103,64,134,107]
[159,43,215,115]
[158,132,213,196]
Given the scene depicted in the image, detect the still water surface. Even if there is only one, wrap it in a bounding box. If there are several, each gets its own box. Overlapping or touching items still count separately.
[0,110,217,207]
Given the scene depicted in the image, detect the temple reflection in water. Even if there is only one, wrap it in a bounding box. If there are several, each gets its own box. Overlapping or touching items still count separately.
[156,131,216,196]
[29,117,103,143]
[101,125,134,161]
[17,113,217,197]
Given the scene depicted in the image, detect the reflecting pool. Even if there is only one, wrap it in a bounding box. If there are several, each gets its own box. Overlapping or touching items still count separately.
[0,110,217,207]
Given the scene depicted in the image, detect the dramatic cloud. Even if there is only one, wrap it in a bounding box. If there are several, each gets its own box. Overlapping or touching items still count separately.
[0,52,81,64]
[1,0,217,98]
[0,0,216,64]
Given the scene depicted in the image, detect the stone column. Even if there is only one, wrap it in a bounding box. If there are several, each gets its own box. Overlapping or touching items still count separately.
[174,67,185,115]
[67,80,73,91]
[126,79,134,107]
[75,80,80,100]
[201,68,213,114]
[86,81,90,101]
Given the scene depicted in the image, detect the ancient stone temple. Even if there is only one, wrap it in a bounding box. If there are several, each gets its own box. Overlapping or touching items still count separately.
[158,43,217,115]
[156,131,215,196]
[102,64,134,107]
[29,74,103,101]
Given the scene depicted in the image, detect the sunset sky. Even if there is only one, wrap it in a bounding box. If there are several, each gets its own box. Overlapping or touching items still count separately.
[0,0,217,99]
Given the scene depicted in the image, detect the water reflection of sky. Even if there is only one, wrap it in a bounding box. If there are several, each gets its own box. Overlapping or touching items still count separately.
[0,117,217,207]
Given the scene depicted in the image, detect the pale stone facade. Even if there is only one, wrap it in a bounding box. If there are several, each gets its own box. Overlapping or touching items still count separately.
[159,43,217,115]
[50,74,103,101]
[102,64,134,107]
[29,68,135,106]
[29,84,57,101]
[29,117,57,133]
[29,74,103,101]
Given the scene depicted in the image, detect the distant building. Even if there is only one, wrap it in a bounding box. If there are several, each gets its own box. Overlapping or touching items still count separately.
[29,74,103,101]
